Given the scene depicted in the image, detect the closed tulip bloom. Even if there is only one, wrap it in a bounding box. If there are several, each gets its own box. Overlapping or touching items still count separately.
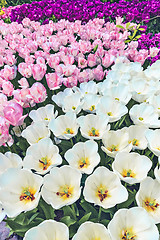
[72,222,111,240]
[0,168,43,218]
[42,166,82,209]
[83,167,128,209]
[108,207,159,240]
[24,220,69,240]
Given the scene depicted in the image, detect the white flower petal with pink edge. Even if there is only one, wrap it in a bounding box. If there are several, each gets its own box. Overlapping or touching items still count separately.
[0,152,22,175]
[21,122,50,145]
[108,207,159,240]
[24,220,69,240]
[77,114,110,140]
[64,140,100,174]
[83,166,128,209]
[29,104,58,126]
[41,166,82,209]
[48,112,79,140]
[101,128,132,158]
[96,96,128,123]
[0,168,43,218]
[129,103,160,128]
[136,177,160,224]
[72,221,111,240]
[145,129,160,157]
[112,152,152,184]
[23,138,62,175]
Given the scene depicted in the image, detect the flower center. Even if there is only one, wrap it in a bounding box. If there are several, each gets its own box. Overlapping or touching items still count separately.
[56,185,74,200]
[96,184,110,202]
[115,97,119,101]
[72,106,76,110]
[20,187,36,202]
[107,145,119,152]
[89,105,95,111]
[44,117,50,121]
[36,137,43,142]
[121,169,136,178]
[107,112,113,116]
[88,127,99,137]
[129,138,139,146]
[156,147,160,151]
[78,157,90,169]
[39,157,51,170]
[121,230,136,240]
[144,198,159,211]
[64,128,74,134]
[139,117,143,121]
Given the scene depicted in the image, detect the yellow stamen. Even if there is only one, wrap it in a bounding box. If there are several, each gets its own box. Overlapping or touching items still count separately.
[88,127,99,137]
[56,185,74,200]
[107,112,113,116]
[72,106,76,110]
[89,105,95,111]
[107,145,119,152]
[121,229,136,240]
[64,128,74,134]
[39,157,51,170]
[78,157,90,169]
[115,97,119,101]
[36,137,43,142]
[20,187,36,203]
[121,169,136,178]
[144,198,159,212]
[129,138,139,146]
[139,117,143,121]
[96,184,110,202]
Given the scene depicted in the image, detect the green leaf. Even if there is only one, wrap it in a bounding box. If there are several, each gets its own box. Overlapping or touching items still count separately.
[93,44,98,53]
[80,200,98,218]
[116,25,125,29]
[100,219,110,226]
[60,216,76,227]
[126,22,130,29]
[38,198,55,219]
[78,212,92,225]
[63,205,76,220]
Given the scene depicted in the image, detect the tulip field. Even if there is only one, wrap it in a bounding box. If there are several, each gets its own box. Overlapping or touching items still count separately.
[0,0,160,239]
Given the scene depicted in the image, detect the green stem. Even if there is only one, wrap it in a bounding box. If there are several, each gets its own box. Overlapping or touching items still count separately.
[70,138,74,146]
[6,142,12,152]
[71,204,77,220]
[98,206,102,222]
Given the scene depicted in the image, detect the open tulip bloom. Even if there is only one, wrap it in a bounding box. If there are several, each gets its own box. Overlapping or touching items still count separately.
[145,129,160,157]
[127,125,148,150]
[0,152,22,175]
[101,128,132,158]
[82,94,101,113]
[41,166,82,209]
[72,222,111,240]
[112,152,152,184]
[62,92,84,114]
[83,166,128,209]
[64,140,100,174]
[24,220,69,240]
[23,138,62,175]
[48,112,79,140]
[0,168,43,218]
[77,114,110,140]
[136,177,160,224]
[108,207,159,240]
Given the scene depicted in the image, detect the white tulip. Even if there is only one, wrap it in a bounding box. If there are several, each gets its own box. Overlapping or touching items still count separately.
[64,140,100,174]
[145,129,160,156]
[83,166,128,209]
[41,166,82,209]
[127,125,148,150]
[112,152,152,184]
[108,207,159,240]
[136,177,160,224]
[0,168,43,218]
[24,220,69,240]
[0,152,22,175]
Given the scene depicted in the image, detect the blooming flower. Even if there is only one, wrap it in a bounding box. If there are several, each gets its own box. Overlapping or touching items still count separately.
[77,114,110,140]
[64,140,100,174]
[136,177,160,224]
[101,128,132,158]
[72,222,111,240]
[0,168,43,218]
[112,152,152,184]
[127,125,148,150]
[83,166,128,209]
[21,122,51,145]
[145,129,160,157]
[108,207,159,240]
[0,152,22,175]
[41,166,82,209]
[48,112,79,140]
[23,138,62,175]
[24,220,69,240]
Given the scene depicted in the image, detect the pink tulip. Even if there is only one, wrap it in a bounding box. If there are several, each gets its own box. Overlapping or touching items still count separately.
[32,63,47,81]
[30,82,47,103]
[46,73,62,90]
